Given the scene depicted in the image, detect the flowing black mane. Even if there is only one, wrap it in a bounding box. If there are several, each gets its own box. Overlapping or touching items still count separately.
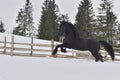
[61,21,80,39]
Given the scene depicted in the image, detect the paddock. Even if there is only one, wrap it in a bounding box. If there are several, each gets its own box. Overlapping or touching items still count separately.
[0,36,120,61]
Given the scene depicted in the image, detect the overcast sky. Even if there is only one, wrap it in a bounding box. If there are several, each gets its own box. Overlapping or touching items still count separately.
[0,0,120,33]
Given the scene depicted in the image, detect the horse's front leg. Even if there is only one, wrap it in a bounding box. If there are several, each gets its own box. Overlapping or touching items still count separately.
[60,43,72,53]
[52,44,61,56]
[61,47,67,53]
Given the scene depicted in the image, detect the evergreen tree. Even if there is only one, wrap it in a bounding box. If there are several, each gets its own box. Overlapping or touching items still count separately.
[0,20,5,33]
[13,0,35,37]
[75,0,95,38]
[116,23,120,46]
[38,0,59,41]
[118,25,120,45]
[13,8,25,35]
[97,0,118,44]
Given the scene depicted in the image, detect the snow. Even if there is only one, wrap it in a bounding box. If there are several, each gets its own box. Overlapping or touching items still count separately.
[0,33,120,80]
[0,55,120,80]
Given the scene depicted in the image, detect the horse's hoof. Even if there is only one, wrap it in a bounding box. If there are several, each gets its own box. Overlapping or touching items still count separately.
[95,59,99,62]
[61,49,67,53]
[51,54,57,57]
[100,59,104,62]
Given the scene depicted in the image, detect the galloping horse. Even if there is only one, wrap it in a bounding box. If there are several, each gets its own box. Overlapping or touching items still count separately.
[52,21,115,62]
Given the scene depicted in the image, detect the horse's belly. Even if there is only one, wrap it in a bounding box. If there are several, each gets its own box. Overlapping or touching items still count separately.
[73,43,89,51]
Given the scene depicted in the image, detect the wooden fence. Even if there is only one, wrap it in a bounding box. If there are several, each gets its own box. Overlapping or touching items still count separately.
[0,36,79,58]
[0,36,53,57]
[0,36,120,60]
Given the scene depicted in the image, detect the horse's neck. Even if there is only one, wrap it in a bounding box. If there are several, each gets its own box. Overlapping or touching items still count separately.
[74,27,81,39]
[65,32,74,38]
[64,24,80,40]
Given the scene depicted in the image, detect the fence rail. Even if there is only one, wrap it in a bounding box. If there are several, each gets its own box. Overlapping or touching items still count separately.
[0,36,120,60]
[0,36,55,55]
[0,36,76,58]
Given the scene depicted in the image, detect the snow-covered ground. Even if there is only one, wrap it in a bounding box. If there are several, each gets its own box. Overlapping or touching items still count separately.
[0,33,120,80]
[1,55,120,80]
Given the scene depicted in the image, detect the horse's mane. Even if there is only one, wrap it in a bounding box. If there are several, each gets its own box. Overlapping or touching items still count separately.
[62,21,80,39]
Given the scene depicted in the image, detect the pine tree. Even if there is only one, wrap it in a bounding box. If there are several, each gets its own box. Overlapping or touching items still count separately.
[0,20,5,33]
[24,0,36,37]
[118,25,120,46]
[13,8,25,35]
[97,0,118,44]
[38,0,59,41]
[116,23,120,46]
[75,0,95,38]
[13,0,35,37]
[38,0,52,40]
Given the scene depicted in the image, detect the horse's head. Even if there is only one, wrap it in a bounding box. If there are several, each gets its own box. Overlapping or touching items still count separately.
[58,21,67,36]
[58,21,80,39]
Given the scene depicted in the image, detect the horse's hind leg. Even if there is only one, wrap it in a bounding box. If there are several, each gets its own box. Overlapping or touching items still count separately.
[90,51,100,62]
[98,54,103,62]
[90,51,103,62]
[94,54,100,62]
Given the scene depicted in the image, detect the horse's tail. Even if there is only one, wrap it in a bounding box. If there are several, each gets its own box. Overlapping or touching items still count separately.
[99,40,115,61]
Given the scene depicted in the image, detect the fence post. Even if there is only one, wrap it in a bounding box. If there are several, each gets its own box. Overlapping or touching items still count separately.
[3,37,6,54]
[88,53,91,60]
[11,36,14,56]
[72,49,74,57]
[30,37,33,56]
[51,40,54,54]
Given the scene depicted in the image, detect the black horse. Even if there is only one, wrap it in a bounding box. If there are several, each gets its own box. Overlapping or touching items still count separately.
[52,21,115,62]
